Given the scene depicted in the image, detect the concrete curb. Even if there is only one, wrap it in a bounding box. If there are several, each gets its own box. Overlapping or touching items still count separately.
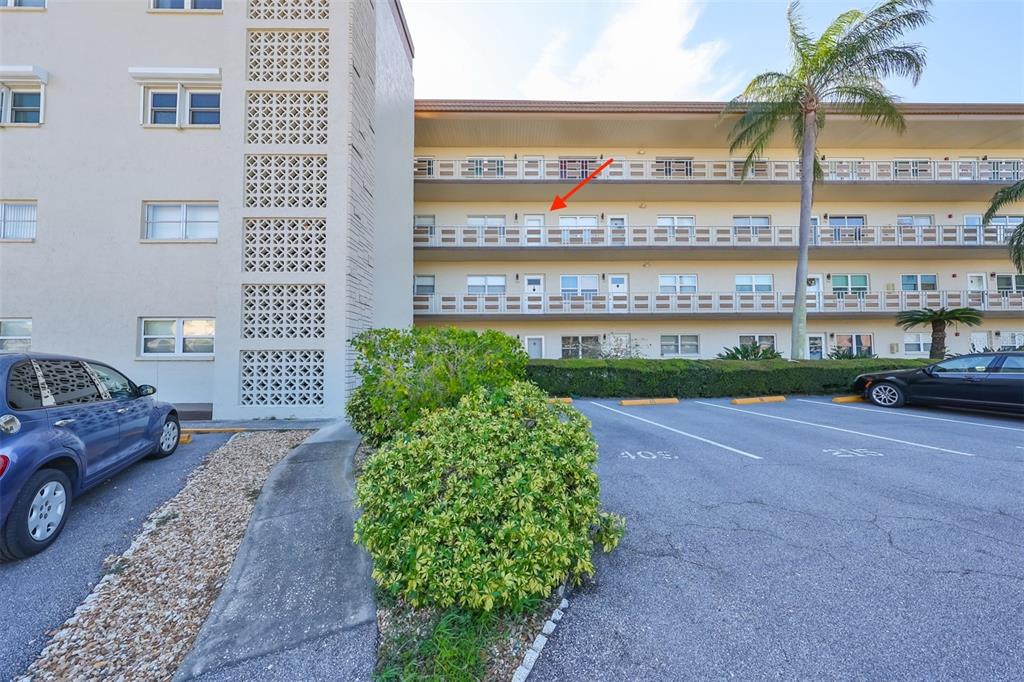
[174,421,374,681]
[511,585,569,681]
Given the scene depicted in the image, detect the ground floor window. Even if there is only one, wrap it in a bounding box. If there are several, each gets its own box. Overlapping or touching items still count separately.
[997,331,1024,350]
[834,333,873,356]
[995,274,1024,294]
[413,275,435,295]
[904,332,931,355]
[739,334,775,350]
[0,318,31,351]
[561,335,600,359]
[140,318,215,356]
[660,334,699,356]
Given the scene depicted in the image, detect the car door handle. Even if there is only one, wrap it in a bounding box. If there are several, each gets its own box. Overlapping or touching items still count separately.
[116,408,129,414]
[54,419,76,427]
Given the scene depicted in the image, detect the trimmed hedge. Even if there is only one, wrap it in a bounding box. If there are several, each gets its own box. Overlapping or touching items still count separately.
[526,358,932,399]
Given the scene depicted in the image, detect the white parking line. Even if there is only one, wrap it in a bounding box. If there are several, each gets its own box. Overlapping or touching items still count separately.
[693,401,977,457]
[796,398,1024,433]
[587,402,763,460]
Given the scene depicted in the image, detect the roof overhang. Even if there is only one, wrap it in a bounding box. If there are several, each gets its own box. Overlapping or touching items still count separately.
[0,65,48,84]
[128,67,222,84]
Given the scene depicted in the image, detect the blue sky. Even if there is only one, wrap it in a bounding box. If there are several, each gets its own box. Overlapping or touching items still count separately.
[402,0,1024,102]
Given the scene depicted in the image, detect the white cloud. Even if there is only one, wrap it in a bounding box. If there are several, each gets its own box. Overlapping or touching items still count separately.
[519,0,738,101]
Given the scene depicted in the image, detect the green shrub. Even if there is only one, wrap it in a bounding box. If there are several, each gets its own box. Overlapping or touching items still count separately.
[827,347,878,360]
[526,358,932,399]
[347,327,527,446]
[355,382,621,612]
[717,342,783,360]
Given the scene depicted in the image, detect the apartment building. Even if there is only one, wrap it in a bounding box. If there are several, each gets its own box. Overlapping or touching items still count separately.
[0,0,414,418]
[411,100,1024,361]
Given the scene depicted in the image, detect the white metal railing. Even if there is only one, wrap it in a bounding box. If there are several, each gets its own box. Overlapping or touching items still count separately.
[413,224,1014,248]
[413,157,1024,183]
[414,290,1024,316]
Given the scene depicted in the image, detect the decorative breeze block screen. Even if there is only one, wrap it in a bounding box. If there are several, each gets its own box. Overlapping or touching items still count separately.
[241,283,327,339]
[244,155,327,208]
[247,30,330,83]
[243,218,326,272]
[240,350,325,405]
[246,91,328,145]
[248,0,330,21]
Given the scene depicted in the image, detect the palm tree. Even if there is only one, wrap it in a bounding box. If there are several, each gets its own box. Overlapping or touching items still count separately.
[983,179,1024,272]
[896,307,983,359]
[726,0,932,359]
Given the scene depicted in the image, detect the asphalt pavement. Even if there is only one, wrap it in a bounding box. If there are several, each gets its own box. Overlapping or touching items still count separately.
[0,433,231,682]
[532,397,1023,681]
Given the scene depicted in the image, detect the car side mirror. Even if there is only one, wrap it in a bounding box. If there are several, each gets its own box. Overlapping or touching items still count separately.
[138,385,157,397]
[922,366,934,375]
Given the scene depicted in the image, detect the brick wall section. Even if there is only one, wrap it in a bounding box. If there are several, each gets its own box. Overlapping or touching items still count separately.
[345,0,377,391]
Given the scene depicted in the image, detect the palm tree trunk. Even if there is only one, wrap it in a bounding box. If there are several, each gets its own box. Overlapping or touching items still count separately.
[791,110,816,360]
[930,319,946,359]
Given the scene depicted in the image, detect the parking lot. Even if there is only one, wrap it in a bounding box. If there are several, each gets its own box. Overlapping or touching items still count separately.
[533,397,1023,681]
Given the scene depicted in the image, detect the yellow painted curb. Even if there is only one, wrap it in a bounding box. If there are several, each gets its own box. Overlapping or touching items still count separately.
[619,398,679,406]
[547,397,573,404]
[832,395,865,403]
[181,427,250,434]
[179,433,194,445]
[730,396,786,405]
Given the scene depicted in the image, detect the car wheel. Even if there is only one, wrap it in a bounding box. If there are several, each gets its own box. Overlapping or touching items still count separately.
[868,382,906,408]
[150,414,180,459]
[0,468,73,562]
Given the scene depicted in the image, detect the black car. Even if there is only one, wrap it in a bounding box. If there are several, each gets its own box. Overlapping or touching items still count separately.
[852,352,1024,412]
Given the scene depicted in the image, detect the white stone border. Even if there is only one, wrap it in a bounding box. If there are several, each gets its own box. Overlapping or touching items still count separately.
[511,584,569,682]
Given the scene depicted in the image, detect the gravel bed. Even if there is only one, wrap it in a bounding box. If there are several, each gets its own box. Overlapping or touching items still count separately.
[17,430,311,682]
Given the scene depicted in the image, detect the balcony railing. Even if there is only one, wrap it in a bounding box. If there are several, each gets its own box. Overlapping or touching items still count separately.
[414,290,1024,316]
[413,157,1024,183]
[414,224,1013,248]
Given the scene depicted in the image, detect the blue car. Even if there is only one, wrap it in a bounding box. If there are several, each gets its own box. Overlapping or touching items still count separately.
[0,353,180,560]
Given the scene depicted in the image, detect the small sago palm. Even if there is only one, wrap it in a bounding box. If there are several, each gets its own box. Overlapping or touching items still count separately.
[896,307,983,359]
[726,0,932,359]
[983,179,1024,272]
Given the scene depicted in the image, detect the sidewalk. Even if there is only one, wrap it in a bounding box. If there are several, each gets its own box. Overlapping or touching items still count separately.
[175,422,376,681]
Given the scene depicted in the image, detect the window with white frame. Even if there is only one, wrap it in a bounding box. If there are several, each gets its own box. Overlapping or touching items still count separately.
[827,215,866,242]
[657,215,695,238]
[996,274,1024,293]
[151,0,222,9]
[901,274,938,291]
[144,202,218,240]
[560,274,599,299]
[897,215,933,228]
[0,318,31,351]
[658,274,698,294]
[0,69,46,125]
[608,216,628,231]
[414,157,435,178]
[0,1,48,8]
[413,215,435,235]
[832,274,869,298]
[735,274,773,293]
[413,275,435,296]
[143,85,220,127]
[732,215,771,237]
[660,334,699,356]
[561,335,601,359]
[0,202,37,239]
[468,215,506,236]
[834,333,873,356]
[466,275,505,295]
[997,331,1024,350]
[559,215,599,242]
[904,332,931,355]
[739,334,775,350]
[469,157,503,178]
[140,318,215,356]
[655,156,693,177]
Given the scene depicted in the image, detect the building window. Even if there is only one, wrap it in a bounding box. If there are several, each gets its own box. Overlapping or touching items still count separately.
[660,334,699,356]
[413,215,436,235]
[832,274,869,298]
[656,157,693,177]
[144,202,218,240]
[897,215,932,229]
[997,331,1024,350]
[901,274,938,291]
[151,0,222,9]
[466,275,506,295]
[0,318,31,351]
[558,157,595,180]
[996,274,1024,294]
[739,334,775,350]
[561,335,600,359]
[0,83,44,125]
[469,157,503,178]
[0,202,37,239]
[735,274,773,293]
[468,215,506,236]
[413,275,435,296]
[657,215,695,238]
[658,275,697,294]
[1,1,48,7]
[732,215,771,237]
[608,216,627,230]
[560,274,599,299]
[904,333,931,355]
[144,86,221,127]
[140,318,215,356]
[835,333,873,356]
[414,157,435,177]
[827,215,866,242]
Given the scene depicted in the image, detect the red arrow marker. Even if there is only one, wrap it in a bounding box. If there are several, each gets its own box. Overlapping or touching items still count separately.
[550,158,615,211]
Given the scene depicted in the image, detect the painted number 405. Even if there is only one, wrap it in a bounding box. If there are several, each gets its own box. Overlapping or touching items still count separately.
[620,450,679,460]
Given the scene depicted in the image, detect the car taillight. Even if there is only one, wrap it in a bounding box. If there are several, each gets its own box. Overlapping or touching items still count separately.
[0,455,9,478]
